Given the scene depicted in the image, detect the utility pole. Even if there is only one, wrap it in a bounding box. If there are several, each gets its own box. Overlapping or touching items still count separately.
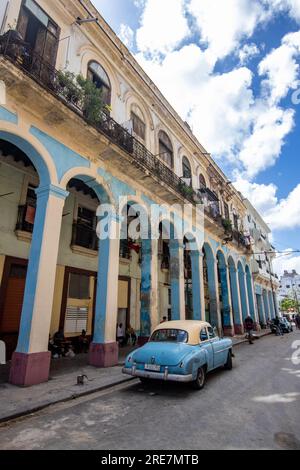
[265,251,278,317]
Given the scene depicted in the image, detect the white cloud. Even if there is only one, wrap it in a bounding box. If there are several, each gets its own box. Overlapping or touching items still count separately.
[234,179,300,231]
[136,0,189,56]
[188,0,269,64]
[119,24,135,49]
[238,104,295,178]
[238,43,260,64]
[273,250,300,275]
[265,0,300,23]
[259,30,300,104]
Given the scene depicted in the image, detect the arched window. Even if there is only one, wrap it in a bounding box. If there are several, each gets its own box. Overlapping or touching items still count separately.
[158,130,173,168]
[199,174,206,190]
[131,104,146,142]
[182,156,192,186]
[87,61,111,106]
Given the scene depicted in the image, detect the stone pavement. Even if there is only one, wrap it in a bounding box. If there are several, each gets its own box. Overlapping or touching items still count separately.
[0,331,271,424]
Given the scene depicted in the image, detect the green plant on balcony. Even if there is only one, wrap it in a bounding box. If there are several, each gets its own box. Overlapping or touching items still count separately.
[57,71,106,125]
[222,218,232,233]
[178,182,194,199]
[76,74,105,125]
[57,70,83,105]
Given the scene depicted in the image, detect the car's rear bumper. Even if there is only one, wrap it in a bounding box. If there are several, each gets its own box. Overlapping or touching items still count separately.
[122,366,193,383]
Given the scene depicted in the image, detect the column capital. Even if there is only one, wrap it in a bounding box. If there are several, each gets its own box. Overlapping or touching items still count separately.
[35,184,69,201]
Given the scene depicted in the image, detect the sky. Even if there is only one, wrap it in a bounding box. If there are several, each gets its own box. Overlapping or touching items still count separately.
[91,0,300,275]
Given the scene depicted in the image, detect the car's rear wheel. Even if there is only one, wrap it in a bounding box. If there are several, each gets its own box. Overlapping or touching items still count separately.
[224,350,233,370]
[192,366,206,390]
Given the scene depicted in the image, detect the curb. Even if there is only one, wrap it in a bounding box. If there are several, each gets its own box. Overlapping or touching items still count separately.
[0,376,135,426]
[232,331,272,347]
[0,331,272,425]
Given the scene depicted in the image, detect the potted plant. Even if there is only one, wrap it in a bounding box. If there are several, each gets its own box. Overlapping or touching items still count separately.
[222,218,232,233]
[57,70,83,106]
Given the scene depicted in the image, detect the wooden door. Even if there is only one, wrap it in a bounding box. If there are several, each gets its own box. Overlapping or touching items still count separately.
[0,259,27,360]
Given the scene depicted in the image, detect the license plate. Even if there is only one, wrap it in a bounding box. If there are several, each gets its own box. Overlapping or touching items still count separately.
[145,364,161,372]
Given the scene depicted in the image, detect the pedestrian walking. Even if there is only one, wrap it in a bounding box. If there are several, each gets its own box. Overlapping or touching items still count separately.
[244,315,254,344]
[117,323,125,346]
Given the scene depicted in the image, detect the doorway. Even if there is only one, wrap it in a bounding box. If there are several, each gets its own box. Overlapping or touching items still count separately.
[0,257,28,360]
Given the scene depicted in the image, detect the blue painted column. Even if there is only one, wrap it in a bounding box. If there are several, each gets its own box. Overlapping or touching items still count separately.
[219,266,234,334]
[257,294,266,325]
[139,238,152,343]
[229,266,244,334]
[10,185,69,386]
[89,214,120,368]
[245,269,259,329]
[170,240,185,321]
[268,291,275,319]
[207,259,220,329]
[238,270,249,321]
[190,251,204,321]
[263,290,270,321]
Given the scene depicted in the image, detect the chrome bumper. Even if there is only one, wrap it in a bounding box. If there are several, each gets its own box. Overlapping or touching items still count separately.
[122,366,193,383]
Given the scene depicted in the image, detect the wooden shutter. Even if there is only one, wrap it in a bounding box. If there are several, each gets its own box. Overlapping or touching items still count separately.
[17,7,29,39]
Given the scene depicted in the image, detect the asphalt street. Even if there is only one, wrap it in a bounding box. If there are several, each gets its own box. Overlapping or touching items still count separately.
[0,331,299,450]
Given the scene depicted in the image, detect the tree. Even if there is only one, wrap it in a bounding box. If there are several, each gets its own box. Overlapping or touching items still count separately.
[280,298,299,312]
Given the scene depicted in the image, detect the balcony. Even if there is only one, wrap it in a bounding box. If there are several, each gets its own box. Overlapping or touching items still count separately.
[0,31,200,206]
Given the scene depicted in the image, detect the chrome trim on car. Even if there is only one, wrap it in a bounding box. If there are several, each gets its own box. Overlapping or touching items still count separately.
[122,367,193,383]
[215,347,231,354]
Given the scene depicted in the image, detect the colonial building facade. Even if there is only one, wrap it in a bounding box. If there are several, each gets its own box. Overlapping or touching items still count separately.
[243,200,280,326]
[0,0,276,386]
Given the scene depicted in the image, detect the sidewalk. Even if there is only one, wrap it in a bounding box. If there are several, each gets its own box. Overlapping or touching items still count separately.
[0,331,271,424]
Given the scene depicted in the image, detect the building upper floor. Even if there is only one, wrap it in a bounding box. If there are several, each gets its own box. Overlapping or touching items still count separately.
[0,0,251,245]
[243,199,279,286]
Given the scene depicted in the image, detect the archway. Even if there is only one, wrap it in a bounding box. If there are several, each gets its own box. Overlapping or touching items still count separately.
[263,290,271,321]
[0,133,67,386]
[157,219,184,322]
[119,200,154,345]
[245,265,256,323]
[217,251,234,336]
[56,173,119,368]
[238,261,249,321]
[202,242,219,328]
[228,256,243,334]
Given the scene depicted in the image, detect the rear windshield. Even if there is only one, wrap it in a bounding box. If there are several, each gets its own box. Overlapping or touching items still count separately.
[150,329,188,343]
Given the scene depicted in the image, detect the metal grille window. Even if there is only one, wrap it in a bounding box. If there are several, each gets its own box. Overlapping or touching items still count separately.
[64,306,88,334]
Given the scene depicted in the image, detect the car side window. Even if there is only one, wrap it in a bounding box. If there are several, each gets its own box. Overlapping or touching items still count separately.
[207,327,216,340]
[200,328,208,342]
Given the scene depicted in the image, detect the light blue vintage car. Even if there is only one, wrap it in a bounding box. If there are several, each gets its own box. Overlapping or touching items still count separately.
[123,320,233,389]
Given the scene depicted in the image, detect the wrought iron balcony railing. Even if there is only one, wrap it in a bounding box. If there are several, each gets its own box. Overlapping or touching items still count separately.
[0,31,199,205]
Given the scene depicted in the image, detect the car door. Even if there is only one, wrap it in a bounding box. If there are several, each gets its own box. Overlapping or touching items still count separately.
[207,327,228,368]
[199,327,213,371]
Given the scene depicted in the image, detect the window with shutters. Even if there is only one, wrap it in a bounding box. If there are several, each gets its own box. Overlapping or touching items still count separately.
[131,105,146,141]
[224,202,230,220]
[87,61,111,107]
[17,0,60,68]
[158,130,173,169]
[68,273,90,300]
[182,156,192,186]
